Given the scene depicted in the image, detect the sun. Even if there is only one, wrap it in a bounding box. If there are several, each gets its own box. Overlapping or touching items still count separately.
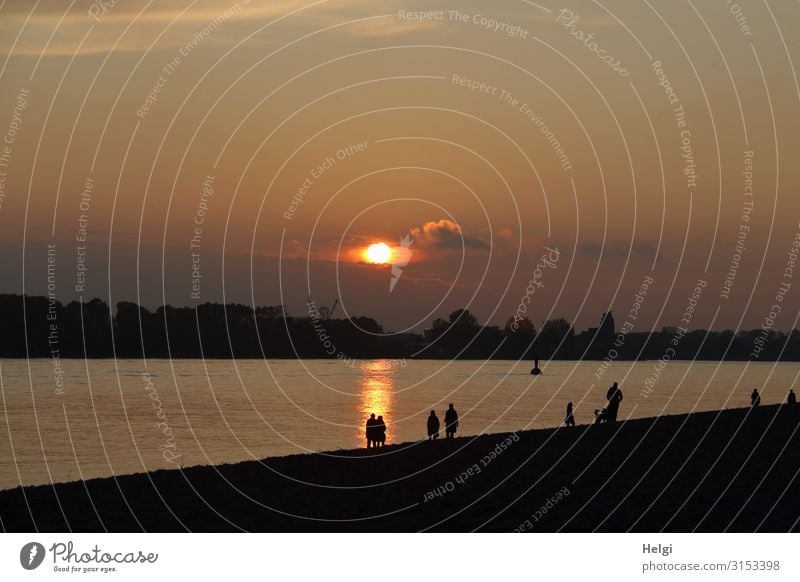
[365,242,392,264]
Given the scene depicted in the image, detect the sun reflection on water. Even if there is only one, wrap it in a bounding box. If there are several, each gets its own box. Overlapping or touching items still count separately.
[358,360,397,446]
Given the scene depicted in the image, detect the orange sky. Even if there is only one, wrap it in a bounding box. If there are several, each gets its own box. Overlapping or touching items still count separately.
[1,0,799,332]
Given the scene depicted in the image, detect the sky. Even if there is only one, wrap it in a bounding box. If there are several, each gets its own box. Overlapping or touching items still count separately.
[1,0,799,334]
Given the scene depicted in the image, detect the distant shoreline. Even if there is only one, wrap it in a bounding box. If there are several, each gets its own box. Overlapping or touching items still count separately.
[4,293,799,361]
[2,405,798,532]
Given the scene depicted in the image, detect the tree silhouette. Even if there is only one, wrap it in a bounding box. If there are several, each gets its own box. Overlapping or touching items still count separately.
[0,293,798,361]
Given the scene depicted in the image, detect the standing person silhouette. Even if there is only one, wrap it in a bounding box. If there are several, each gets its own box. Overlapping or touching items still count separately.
[444,404,459,439]
[531,356,542,375]
[427,410,440,440]
[365,413,377,448]
[375,415,387,447]
[751,389,761,407]
[606,382,623,422]
[565,402,575,427]
[787,389,796,406]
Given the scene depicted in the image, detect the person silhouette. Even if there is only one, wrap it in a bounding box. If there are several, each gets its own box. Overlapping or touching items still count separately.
[427,410,440,440]
[751,389,761,407]
[375,415,386,447]
[787,389,796,406]
[565,402,575,427]
[444,403,459,439]
[365,413,377,448]
[606,382,623,422]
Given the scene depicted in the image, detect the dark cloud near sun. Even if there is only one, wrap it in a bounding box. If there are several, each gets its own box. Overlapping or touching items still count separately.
[409,219,489,251]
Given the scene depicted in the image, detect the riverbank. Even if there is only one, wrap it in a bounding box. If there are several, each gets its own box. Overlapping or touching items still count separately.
[1,405,798,532]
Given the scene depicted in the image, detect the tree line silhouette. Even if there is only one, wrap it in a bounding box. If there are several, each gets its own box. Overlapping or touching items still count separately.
[1,293,799,360]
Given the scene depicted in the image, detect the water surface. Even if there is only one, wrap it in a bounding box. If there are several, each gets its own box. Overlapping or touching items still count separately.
[0,358,796,490]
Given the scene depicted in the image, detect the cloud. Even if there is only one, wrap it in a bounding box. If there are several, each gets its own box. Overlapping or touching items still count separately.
[410,219,489,251]
[0,0,270,57]
[0,0,445,57]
